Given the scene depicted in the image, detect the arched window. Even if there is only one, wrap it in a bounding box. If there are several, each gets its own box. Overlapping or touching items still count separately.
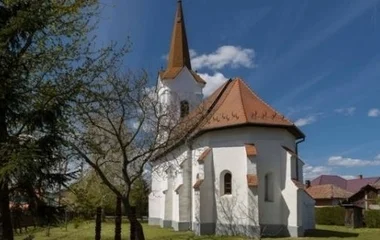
[265,172,274,202]
[180,100,189,118]
[223,172,232,195]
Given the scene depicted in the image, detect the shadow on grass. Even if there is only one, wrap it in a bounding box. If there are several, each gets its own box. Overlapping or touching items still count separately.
[305,229,359,238]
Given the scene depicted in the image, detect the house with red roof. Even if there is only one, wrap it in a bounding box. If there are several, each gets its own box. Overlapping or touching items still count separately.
[306,175,380,208]
[148,1,315,238]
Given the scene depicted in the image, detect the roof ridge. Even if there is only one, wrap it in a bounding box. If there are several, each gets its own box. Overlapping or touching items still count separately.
[235,78,294,125]
[206,79,236,117]
[237,79,248,121]
[197,79,234,129]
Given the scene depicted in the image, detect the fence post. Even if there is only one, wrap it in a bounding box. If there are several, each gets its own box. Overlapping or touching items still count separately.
[115,197,122,240]
[130,206,136,240]
[95,207,102,240]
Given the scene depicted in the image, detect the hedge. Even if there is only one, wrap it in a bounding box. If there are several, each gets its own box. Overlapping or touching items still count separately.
[315,206,345,226]
[364,210,380,228]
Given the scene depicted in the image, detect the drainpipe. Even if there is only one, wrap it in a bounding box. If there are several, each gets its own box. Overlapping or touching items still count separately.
[295,137,305,155]
[295,137,305,181]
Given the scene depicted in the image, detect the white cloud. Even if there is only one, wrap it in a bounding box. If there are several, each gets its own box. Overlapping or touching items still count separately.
[303,164,333,180]
[303,164,359,181]
[335,107,356,116]
[161,54,168,61]
[189,49,197,58]
[328,155,380,167]
[191,45,255,70]
[368,108,380,117]
[340,175,357,180]
[198,72,228,97]
[294,116,317,127]
[375,154,380,160]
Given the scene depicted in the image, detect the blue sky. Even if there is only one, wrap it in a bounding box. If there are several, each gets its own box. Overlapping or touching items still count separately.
[96,0,380,180]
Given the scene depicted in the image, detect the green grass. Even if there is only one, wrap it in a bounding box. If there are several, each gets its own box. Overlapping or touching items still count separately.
[14,223,380,240]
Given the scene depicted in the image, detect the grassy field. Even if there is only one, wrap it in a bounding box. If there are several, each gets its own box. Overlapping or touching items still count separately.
[14,223,380,240]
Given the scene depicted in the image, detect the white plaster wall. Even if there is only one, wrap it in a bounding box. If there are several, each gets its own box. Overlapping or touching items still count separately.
[149,145,189,222]
[149,170,165,220]
[150,125,308,233]
[164,68,204,108]
[302,191,315,230]
[191,146,207,223]
[203,126,296,226]
[282,151,300,227]
[213,146,249,226]
[158,68,204,120]
[172,191,179,222]
[199,151,215,224]
[247,156,257,175]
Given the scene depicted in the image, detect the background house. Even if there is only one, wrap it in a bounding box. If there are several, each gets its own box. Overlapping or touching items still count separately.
[305,183,352,206]
[306,175,380,207]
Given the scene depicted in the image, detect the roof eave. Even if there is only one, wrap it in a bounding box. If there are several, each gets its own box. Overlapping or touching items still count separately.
[196,123,305,140]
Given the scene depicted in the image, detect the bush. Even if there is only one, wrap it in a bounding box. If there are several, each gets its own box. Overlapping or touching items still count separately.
[315,206,345,226]
[72,217,84,229]
[364,210,380,228]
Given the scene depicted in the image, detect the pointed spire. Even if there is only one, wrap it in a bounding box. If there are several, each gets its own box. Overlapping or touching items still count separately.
[167,0,192,70]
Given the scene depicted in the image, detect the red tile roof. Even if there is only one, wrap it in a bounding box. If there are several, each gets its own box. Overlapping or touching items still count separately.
[306,184,353,200]
[346,177,380,193]
[245,144,257,156]
[194,78,304,138]
[193,179,204,189]
[292,179,304,189]
[311,175,380,193]
[197,148,212,163]
[151,78,304,162]
[247,174,258,187]
[159,68,206,84]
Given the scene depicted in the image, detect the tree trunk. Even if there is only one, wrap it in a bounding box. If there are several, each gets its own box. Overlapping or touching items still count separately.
[122,199,145,240]
[0,181,14,240]
[0,96,13,239]
[95,207,102,240]
[115,197,122,240]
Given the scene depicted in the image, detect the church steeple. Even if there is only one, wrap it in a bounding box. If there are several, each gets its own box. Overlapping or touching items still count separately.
[157,1,205,120]
[167,0,192,70]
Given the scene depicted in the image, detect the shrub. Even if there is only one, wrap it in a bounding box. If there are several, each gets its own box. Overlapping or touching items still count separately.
[364,210,380,228]
[72,217,84,229]
[315,206,345,226]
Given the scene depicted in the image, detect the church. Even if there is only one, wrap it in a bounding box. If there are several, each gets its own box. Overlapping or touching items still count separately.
[148,1,315,237]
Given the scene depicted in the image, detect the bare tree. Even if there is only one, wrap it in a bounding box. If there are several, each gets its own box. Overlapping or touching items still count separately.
[193,179,270,240]
[68,70,205,240]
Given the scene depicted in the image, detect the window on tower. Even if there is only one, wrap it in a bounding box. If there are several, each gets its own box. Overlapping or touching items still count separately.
[180,100,189,118]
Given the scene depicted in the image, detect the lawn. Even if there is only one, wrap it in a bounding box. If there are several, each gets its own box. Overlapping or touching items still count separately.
[14,223,380,240]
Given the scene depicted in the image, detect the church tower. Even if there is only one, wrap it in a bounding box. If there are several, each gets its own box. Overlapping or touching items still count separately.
[158,0,206,120]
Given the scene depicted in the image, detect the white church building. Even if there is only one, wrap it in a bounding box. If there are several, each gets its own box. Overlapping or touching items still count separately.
[149,1,315,237]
